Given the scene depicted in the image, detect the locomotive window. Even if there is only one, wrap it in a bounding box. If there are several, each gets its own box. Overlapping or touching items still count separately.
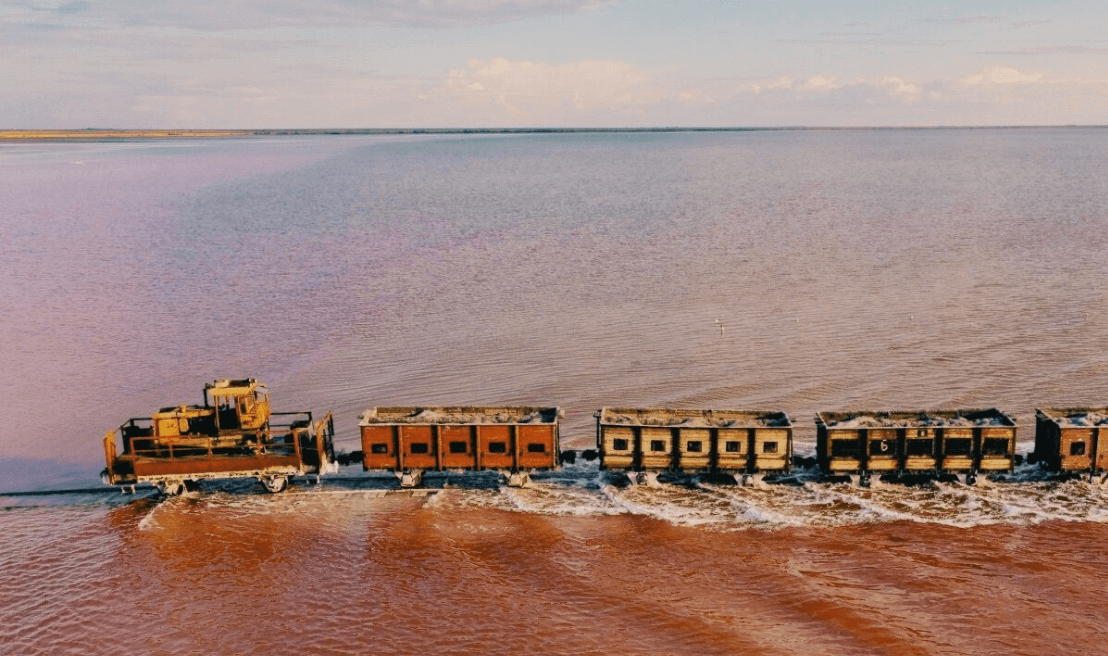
[410,443,430,454]
[686,441,703,452]
[945,438,972,455]
[763,441,778,453]
[612,439,629,451]
[1070,441,1087,456]
[725,441,741,453]
[906,439,932,456]
[830,439,861,458]
[982,438,1009,456]
[527,443,546,453]
[869,440,892,456]
[449,441,468,454]
[370,443,389,454]
[488,441,507,453]
[650,440,666,452]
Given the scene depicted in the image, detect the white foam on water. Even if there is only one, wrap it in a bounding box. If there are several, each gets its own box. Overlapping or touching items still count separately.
[596,483,738,527]
[499,471,1108,530]
[121,462,1108,532]
[135,495,184,531]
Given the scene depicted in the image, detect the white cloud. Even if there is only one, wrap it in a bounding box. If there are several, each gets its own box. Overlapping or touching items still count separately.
[445,57,661,121]
[804,76,839,89]
[959,66,1043,86]
[736,73,924,105]
[879,76,922,101]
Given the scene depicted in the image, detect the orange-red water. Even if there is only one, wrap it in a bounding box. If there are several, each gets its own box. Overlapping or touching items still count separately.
[3,130,1108,654]
[4,486,1108,656]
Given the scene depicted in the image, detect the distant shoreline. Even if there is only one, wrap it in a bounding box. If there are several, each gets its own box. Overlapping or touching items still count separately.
[2,125,1105,141]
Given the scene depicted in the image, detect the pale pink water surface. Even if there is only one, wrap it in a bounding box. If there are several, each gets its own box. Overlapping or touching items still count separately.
[2,129,1108,654]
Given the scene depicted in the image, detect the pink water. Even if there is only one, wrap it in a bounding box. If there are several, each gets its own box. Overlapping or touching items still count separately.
[2,129,1108,654]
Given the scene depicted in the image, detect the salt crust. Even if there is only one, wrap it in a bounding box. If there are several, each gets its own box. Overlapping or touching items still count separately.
[361,408,553,425]
[1057,412,1108,427]
[827,414,1008,428]
[601,413,790,428]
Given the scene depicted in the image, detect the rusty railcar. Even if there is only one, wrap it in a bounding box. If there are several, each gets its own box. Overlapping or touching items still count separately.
[816,408,1017,484]
[359,406,561,486]
[101,378,336,494]
[596,407,792,484]
[1034,407,1108,479]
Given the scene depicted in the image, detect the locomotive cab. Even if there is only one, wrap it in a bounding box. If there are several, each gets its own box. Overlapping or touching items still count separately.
[204,378,271,433]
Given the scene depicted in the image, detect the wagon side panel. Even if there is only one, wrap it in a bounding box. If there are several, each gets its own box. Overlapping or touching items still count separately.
[676,428,711,472]
[715,428,749,473]
[440,425,478,470]
[940,427,975,472]
[640,427,675,470]
[751,428,790,472]
[399,425,438,470]
[477,425,516,470]
[978,427,1016,472]
[517,424,558,469]
[361,425,401,471]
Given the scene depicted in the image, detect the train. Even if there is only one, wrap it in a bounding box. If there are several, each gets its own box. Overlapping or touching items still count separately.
[99,378,1108,493]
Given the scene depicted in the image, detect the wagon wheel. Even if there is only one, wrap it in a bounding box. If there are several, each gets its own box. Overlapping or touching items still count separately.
[262,475,288,494]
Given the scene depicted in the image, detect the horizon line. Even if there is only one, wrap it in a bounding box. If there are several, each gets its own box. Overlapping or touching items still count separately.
[2,125,1106,140]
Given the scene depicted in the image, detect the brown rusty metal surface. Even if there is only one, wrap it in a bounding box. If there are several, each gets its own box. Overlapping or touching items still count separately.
[361,425,401,470]
[439,425,478,469]
[1036,407,1108,474]
[358,406,561,473]
[477,424,515,470]
[816,408,1017,476]
[130,454,302,477]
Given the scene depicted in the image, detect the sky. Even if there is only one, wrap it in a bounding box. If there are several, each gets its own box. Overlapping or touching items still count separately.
[2,0,1106,128]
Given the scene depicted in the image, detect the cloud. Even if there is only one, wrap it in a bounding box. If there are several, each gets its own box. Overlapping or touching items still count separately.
[776,36,963,48]
[4,0,627,31]
[803,76,839,90]
[445,57,662,121]
[959,66,1043,86]
[918,14,1004,25]
[737,74,923,104]
[878,77,923,101]
[55,1,91,15]
[1012,18,1053,28]
[953,15,1005,25]
[977,45,1108,56]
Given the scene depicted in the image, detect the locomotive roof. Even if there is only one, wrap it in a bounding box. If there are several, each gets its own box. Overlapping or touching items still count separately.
[204,378,266,397]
